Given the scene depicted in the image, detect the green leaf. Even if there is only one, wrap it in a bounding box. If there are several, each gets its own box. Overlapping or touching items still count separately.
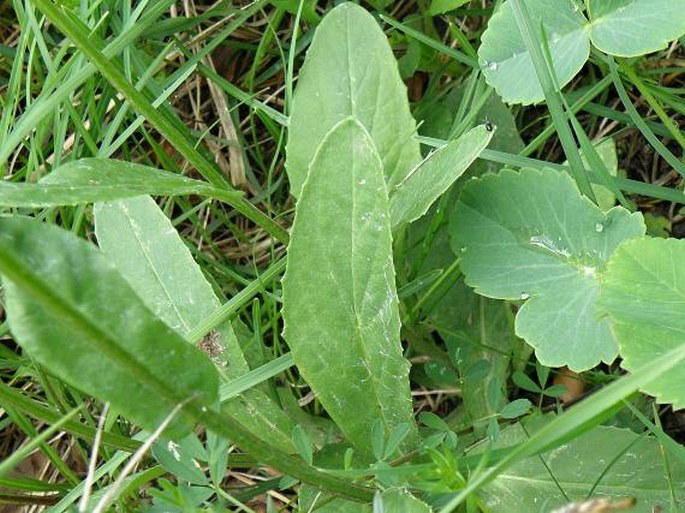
[376,488,432,512]
[0,218,219,438]
[282,118,418,456]
[602,237,685,409]
[389,125,494,229]
[152,435,209,485]
[94,196,296,451]
[0,158,234,207]
[94,196,229,339]
[588,0,685,57]
[478,0,590,105]
[480,418,684,513]
[286,2,421,198]
[450,168,645,371]
[427,0,470,16]
[499,399,532,419]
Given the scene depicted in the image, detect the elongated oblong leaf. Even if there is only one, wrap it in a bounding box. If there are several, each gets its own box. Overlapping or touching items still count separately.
[0,158,235,207]
[94,196,296,450]
[0,217,219,438]
[450,168,645,371]
[286,2,421,197]
[389,124,494,229]
[282,118,417,455]
[478,0,590,105]
[602,237,685,409]
[589,0,685,57]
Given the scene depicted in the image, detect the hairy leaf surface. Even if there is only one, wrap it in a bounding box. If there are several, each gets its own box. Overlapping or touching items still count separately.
[283,118,417,455]
[450,168,644,371]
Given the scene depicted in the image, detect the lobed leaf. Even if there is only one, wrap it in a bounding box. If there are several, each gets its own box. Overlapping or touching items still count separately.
[0,217,219,438]
[601,237,685,409]
[449,167,644,371]
[286,2,421,197]
[282,118,418,456]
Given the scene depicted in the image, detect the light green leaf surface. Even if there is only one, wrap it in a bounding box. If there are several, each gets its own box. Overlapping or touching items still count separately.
[589,0,685,57]
[94,196,296,450]
[0,218,219,438]
[286,2,421,197]
[282,118,417,456]
[480,418,683,513]
[0,158,232,207]
[377,488,432,512]
[478,0,590,105]
[450,168,645,371]
[389,124,494,229]
[94,196,227,339]
[602,237,685,409]
[427,0,470,15]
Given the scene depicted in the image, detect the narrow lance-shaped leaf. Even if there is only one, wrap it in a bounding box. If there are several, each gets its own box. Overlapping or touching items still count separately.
[282,118,418,456]
[94,196,296,450]
[601,237,685,409]
[389,124,494,229]
[0,158,240,207]
[0,217,219,439]
[286,2,421,197]
[450,168,645,371]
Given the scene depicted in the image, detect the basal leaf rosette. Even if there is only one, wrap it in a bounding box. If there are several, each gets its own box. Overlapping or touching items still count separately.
[450,168,645,371]
[602,238,685,409]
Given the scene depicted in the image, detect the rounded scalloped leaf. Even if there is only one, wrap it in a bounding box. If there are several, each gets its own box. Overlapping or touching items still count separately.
[478,0,590,105]
[449,168,645,371]
[589,0,685,57]
[601,237,685,409]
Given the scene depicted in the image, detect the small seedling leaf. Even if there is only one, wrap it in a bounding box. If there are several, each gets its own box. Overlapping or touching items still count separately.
[286,2,421,197]
[499,399,533,419]
[602,238,685,409]
[450,168,645,371]
[291,425,314,465]
[282,118,418,456]
[0,218,219,439]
